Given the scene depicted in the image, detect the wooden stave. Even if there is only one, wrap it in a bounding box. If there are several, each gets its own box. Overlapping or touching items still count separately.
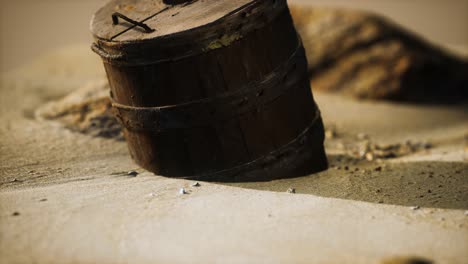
[94,2,328,180]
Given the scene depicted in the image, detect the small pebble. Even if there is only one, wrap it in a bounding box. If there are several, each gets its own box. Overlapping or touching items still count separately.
[192,182,201,187]
[12,212,20,216]
[148,192,156,197]
[464,211,468,216]
[325,129,336,139]
[287,188,296,194]
[374,166,382,172]
[411,206,420,210]
[357,133,369,140]
[39,198,47,202]
[128,171,139,177]
[423,142,432,149]
[179,188,187,195]
[365,152,374,161]
[344,166,349,171]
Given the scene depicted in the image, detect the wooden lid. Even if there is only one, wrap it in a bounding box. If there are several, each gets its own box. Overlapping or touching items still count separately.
[90,0,288,65]
[91,0,255,42]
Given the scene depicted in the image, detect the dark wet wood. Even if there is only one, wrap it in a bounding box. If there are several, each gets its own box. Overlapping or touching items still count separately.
[92,0,328,180]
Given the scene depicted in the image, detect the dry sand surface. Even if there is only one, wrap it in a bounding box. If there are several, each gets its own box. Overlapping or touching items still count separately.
[0,44,467,263]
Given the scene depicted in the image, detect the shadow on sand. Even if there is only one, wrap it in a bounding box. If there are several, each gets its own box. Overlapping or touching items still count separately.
[222,155,468,210]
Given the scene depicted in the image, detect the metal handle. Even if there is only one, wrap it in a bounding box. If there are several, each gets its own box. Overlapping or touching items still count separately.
[112,12,155,33]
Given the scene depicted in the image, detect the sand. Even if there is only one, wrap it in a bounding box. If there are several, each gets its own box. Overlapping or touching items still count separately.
[0,45,467,263]
[2,0,467,72]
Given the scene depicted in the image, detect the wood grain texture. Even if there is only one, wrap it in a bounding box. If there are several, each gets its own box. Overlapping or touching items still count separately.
[91,0,253,41]
[92,0,327,180]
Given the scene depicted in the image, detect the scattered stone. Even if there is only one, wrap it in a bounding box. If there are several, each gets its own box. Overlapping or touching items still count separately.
[464,211,468,216]
[411,206,420,210]
[192,182,201,187]
[179,188,187,195]
[148,192,156,197]
[39,198,47,202]
[12,212,20,216]
[287,188,296,194]
[348,140,437,161]
[344,166,349,171]
[422,142,433,149]
[357,133,369,140]
[325,128,337,139]
[365,152,374,161]
[378,200,384,204]
[127,170,139,177]
[374,166,382,172]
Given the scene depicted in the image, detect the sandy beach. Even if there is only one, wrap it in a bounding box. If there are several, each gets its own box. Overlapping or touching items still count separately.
[1,0,468,262]
[0,43,467,263]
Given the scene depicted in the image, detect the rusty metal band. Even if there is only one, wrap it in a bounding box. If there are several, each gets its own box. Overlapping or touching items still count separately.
[92,0,289,66]
[180,105,323,181]
[111,44,308,132]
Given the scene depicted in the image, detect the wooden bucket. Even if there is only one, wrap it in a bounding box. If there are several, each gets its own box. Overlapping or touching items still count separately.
[91,0,328,181]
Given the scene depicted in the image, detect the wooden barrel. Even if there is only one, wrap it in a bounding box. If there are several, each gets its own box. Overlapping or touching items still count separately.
[90,0,328,182]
